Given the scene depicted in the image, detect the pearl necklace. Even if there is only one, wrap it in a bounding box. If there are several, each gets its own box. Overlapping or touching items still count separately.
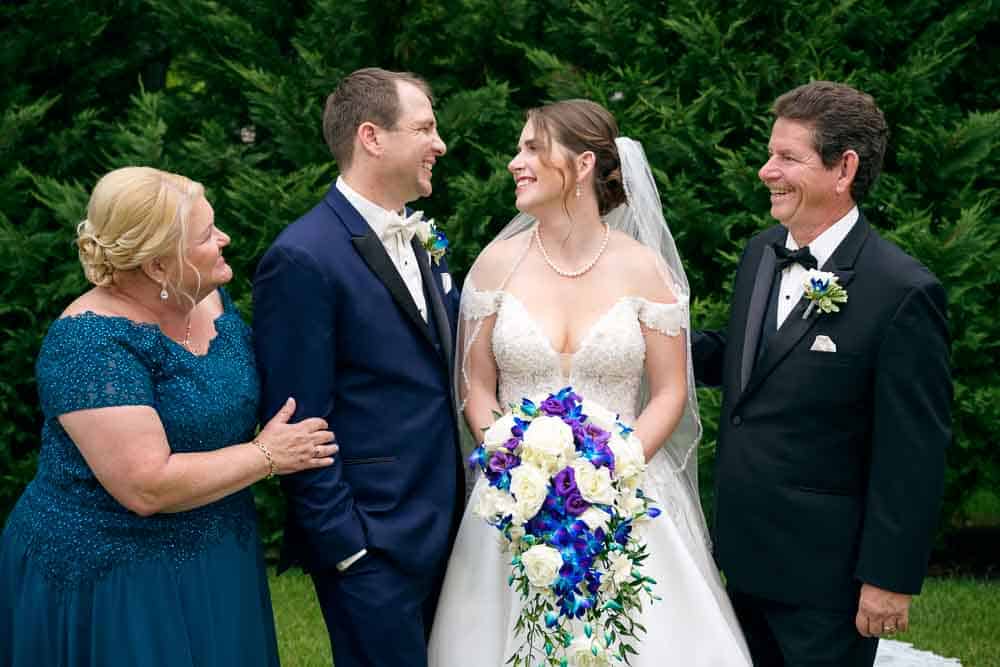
[533,223,610,278]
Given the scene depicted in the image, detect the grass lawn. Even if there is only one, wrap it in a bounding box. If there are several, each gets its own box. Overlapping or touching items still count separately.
[269,570,998,666]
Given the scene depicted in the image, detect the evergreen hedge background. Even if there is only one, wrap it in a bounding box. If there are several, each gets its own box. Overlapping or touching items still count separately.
[3,0,998,553]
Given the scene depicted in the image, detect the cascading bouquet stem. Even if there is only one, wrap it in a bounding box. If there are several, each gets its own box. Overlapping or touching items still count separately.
[469,387,660,666]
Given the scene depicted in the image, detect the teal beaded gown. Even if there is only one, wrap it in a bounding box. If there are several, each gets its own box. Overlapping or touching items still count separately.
[0,289,279,667]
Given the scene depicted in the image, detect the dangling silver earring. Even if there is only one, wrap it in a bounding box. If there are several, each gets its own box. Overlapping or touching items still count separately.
[159,283,169,301]
[575,183,582,198]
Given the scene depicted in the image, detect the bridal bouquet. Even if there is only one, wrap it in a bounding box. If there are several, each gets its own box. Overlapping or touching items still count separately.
[469,386,659,666]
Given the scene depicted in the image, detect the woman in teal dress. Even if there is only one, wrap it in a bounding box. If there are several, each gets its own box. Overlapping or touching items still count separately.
[0,167,338,666]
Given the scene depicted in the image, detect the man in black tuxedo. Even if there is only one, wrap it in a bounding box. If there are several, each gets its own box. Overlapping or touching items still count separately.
[694,81,951,665]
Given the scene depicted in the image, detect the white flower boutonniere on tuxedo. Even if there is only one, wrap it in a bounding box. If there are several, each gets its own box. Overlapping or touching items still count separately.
[801,269,848,319]
[414,215,449,265]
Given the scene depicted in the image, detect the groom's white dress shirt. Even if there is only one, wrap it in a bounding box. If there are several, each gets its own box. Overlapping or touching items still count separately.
[336,177,428,322]
[776,206,858,328]
[333,178,431,572]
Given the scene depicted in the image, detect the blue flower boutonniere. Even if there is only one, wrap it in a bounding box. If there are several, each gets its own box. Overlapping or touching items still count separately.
[801,269,848,319]
[415,216,449,265]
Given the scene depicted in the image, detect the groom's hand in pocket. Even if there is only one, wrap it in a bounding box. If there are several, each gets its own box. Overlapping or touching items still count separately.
[855,583,911,637]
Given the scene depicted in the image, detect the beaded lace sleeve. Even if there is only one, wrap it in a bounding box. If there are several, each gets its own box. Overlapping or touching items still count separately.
[460,287,503,321]
[37,315,156,418]
[636,297,688,336]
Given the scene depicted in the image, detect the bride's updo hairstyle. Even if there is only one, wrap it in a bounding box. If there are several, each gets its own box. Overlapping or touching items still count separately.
[77,167,204,288]
[526,99,627,216]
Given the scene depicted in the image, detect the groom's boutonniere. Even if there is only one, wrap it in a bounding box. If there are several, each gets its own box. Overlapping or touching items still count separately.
[802,269,848,319]
[415,215,449,265]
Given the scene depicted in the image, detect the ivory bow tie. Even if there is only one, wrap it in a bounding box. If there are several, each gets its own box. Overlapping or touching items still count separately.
[380,210,424,244]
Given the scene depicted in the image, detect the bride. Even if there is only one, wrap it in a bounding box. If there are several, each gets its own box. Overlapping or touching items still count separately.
[428,99,751,666]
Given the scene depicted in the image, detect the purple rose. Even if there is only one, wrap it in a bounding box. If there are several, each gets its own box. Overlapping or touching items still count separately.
[540,396,567,416]
[487,451,520,474]
[564,489,590,516]
[553,467,577,497]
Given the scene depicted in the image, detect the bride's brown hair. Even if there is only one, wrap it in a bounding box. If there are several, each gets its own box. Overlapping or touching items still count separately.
[526,99,627,215]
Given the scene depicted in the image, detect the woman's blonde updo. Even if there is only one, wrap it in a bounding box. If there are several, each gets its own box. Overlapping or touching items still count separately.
[77,167,204,287]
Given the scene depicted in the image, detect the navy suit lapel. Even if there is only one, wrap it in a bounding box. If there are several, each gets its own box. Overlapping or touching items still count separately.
[739,217,869,402]
[325,186,437,348]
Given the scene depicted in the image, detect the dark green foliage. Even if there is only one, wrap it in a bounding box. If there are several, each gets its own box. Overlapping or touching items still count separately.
[2,0,997,553]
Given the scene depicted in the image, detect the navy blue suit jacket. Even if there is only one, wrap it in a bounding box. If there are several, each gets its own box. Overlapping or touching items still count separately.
[693,214,951,610]
[253,183,463,578]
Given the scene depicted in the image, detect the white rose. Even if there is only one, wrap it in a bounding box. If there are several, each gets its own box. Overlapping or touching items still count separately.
[570,458,616,505]
[415,219,432,244]
[582,399,618,433]
[616,487,649,521]
[609,433,646,481]
[482,413,518,452]
[473,485,515,523]
[567,636,611,667]
[509,463,549,524]
[606,552,633,590]
[521,544,563,589]
[521,416,575,474]
[579,506,611,532]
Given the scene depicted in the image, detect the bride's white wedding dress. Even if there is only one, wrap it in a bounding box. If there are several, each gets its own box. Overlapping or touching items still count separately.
[428,288,752,666]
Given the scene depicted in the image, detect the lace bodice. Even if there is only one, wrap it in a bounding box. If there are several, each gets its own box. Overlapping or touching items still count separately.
[462,288,686,421]
[4,289,259,588]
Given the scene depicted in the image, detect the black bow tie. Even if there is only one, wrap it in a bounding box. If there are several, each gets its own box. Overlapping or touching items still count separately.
[772,243,818,271]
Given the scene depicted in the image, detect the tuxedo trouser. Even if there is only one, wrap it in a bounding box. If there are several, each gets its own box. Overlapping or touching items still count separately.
[312,551,439,667]
[729,588,878,667]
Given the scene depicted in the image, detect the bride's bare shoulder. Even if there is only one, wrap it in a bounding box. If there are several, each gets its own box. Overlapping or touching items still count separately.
[468,230,533,290]
[607,231,679,303]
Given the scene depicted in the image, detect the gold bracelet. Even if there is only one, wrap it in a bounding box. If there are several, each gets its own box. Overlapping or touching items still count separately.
[252,438,276,479]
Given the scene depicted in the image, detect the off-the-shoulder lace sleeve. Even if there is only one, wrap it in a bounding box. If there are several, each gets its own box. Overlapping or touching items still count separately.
[37,315,156,418]
[635,297,688,336]
[461,287,503,321]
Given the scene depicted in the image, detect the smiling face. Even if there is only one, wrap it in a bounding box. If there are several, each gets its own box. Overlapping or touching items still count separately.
[507,120,573,217]
[378,80,447,208]
[759,117,847,235]
[173,196,231,300]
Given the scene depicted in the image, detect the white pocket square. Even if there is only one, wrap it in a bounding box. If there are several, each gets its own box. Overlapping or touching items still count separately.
[809,334,837,353]
[440,272,453,294]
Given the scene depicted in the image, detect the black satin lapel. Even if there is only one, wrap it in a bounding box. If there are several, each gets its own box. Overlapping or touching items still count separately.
[351,232,432,343]
[413,238,452,368]
[742,293,820,399]
[740,246,777,392]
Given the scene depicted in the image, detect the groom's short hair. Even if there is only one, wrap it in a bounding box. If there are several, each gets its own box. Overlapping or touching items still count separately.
[323,68,433,170]
[772,81,888,203]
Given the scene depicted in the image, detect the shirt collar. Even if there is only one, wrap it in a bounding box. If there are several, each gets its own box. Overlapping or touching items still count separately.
[336,176,401,239]
[786,206,859,268]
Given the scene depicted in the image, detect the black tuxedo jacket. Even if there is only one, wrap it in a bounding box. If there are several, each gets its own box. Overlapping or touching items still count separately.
[693,213,951,610]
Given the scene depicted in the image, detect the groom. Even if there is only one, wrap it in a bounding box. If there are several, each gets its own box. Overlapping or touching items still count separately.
[253,68,463,666]
[693,82,951,665]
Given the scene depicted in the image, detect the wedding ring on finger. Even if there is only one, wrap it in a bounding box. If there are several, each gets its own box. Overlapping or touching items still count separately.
[884,625,896,634]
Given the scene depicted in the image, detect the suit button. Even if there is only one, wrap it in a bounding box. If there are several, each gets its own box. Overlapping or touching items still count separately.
[731,415,742,426]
